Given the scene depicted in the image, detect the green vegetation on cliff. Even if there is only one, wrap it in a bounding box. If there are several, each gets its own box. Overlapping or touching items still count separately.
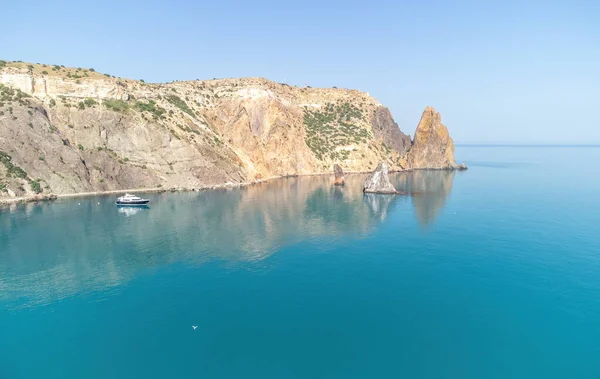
[0,151,29,179]
[303,102,370,161]
[83,98,98,108]
[165,95,195,118]
[103,99,129,112]
[0,150,44,194]
[134,100,166,120]
[30,179,42,194]
[102,97,168,120]
[0,84,31,105]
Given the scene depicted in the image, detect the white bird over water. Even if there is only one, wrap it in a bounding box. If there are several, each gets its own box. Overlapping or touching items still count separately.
[192,326,198,330]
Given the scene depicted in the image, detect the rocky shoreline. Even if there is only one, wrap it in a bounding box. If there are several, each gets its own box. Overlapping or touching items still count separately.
[0,181,263,206]
[0,165,468,206]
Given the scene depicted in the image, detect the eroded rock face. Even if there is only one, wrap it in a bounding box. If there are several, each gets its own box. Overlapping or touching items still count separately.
[0,96,245,198]
[0,61,464,199]
[333,164,345,186]
[363,162,397,193]
[0,72,129,100]
[371,107,412,154]
[406,106,457,169]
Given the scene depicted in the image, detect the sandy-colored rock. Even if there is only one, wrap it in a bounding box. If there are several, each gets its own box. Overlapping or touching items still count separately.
[363,162,397,194]
[0,60,463,200]
[406,106,457,169]
[333,164,345,186]
[0,71,129,100]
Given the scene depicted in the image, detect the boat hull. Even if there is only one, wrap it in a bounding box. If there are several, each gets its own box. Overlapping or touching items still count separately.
[116,200,150,206]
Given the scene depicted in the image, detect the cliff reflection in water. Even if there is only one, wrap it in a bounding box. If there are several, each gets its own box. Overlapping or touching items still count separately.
[394,170,457,227]
[0,171,455,307]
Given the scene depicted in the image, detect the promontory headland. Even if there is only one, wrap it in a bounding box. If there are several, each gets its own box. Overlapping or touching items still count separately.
[0,59,464,203]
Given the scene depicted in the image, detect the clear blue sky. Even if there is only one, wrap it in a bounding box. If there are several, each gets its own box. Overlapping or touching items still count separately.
[2,0,598,143]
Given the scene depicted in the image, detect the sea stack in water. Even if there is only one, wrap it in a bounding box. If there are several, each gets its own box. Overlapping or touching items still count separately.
[363,162,397,194]
[406,106,465,169]
[333,164,345,186]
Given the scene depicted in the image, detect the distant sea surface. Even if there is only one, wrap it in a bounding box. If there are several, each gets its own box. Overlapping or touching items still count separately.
[1,146,599,379]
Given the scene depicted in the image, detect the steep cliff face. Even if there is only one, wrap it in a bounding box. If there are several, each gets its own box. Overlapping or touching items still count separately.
[0,60,461,199]
[0,82,244,198]
[406,106,457,169]
[371,107,411,154]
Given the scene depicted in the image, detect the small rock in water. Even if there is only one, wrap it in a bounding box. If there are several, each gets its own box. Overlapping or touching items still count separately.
[333,164,345,186]
[363,162,397,194]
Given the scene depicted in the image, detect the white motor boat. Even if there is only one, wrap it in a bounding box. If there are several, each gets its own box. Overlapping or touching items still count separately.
[116,193,150,206]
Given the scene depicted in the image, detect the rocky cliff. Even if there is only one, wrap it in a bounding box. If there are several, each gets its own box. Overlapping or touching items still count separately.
[406,106,457,169]
[0,60,462,199]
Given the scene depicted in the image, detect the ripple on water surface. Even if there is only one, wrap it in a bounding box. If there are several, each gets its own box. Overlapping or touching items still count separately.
[1,147,600,379]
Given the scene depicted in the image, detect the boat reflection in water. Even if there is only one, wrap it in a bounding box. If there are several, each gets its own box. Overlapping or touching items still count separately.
[117,205,149,217]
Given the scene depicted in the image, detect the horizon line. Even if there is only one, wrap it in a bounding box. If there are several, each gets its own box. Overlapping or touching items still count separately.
[455,143,600,147]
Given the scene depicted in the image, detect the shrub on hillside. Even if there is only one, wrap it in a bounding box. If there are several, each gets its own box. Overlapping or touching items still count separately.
[30,180,42,194]
[103,99,129,112]
[134,100,166,120]
[165,95,195,118]
[83,98,97,107]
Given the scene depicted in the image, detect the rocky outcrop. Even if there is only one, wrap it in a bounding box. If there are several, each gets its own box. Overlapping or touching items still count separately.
[0,72,129,100]
[333,164,345,186]
[406,106,457,169]
[0,60,464,200]
[363,162,398,194]
[371,107,411,154]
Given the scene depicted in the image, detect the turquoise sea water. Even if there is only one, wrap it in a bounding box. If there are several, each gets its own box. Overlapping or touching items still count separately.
[1,146,600,379]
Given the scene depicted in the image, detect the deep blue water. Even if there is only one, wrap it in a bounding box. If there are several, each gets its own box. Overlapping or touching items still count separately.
[1,146,600,379]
